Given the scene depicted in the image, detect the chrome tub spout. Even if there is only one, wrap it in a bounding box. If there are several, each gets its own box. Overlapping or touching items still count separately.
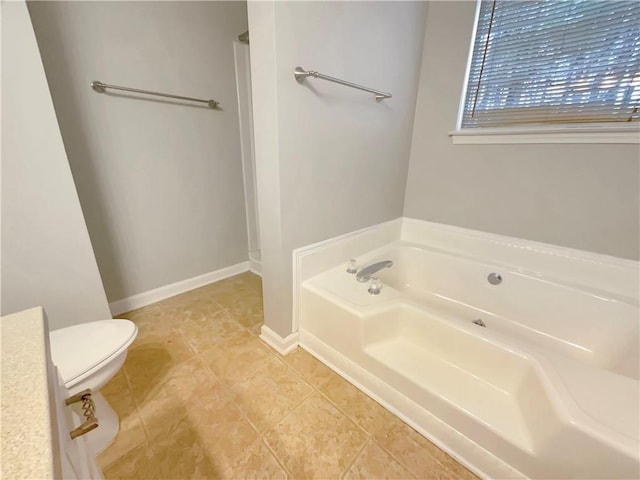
[356,260,393,283]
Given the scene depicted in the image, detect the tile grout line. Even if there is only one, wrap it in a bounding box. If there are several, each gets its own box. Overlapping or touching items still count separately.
[226,354,316,438]
[101,274,268,478]
[370,432,451,479]
[194,333,289,441]
[340,437,372,480]
[101,366,156,470]
[254,362,322,435]
[123,311,218,461]
[257,436,293,479]
[255,368,368,479]
[312,381,446,479]
[315,388,373,439]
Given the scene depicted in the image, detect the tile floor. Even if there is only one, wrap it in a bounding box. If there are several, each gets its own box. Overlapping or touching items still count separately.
[98,272,480,479]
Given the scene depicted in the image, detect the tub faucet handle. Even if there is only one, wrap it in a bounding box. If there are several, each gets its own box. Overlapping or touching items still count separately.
[346,259,358,274]
[368,277,382,295]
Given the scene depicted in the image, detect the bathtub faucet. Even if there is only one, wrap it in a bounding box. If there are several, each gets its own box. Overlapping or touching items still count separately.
[356,260,393,283]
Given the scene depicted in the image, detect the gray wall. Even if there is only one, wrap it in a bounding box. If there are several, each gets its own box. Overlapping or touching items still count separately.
[28,1,250,302]
[2,1,111,329]
[404,1,640,260]
[248,1,428,337]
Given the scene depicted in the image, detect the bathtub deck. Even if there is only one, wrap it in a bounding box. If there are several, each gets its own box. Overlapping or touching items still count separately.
[364,337,533,453]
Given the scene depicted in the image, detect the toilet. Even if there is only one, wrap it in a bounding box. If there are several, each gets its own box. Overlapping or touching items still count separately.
[49,319,138,454]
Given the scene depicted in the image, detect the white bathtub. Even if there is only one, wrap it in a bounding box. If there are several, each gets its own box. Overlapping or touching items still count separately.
[297,221,639,479]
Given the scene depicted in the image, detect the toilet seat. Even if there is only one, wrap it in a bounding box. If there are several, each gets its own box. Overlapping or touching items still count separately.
[50,320,137,388]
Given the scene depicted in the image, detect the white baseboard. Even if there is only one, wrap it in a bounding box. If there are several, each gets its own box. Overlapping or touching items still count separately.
[259,325,299,355]
[109,261,250,315]
[249,255,262,277]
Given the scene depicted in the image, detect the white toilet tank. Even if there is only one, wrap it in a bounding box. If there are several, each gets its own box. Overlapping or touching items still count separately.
[50,319,138,390]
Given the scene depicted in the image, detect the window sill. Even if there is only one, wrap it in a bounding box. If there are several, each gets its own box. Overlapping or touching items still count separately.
[449,125,640,145]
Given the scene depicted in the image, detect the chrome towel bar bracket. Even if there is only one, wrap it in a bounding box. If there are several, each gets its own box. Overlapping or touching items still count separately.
[294,66,392,102]
[91,81,220,109]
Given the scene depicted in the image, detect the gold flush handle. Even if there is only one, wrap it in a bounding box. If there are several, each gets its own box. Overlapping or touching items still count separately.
[65,389,99,439]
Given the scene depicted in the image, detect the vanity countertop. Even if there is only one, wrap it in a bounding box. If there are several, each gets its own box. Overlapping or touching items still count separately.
[1,307,59,479]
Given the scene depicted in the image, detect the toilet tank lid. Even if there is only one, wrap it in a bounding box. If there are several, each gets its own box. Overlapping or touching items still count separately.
[49,319,138,385]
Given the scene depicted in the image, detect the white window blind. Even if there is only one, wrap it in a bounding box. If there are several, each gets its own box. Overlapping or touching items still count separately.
[461,0,640,129]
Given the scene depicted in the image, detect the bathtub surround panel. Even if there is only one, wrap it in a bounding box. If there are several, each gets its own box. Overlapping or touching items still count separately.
[247,1,428,339]
[264,217,403,352]
[296,217,640,478]
[400,219,640,302]
[291,218,402,332]
[28,1,250,302]
[293,217,639,335]
[1,1,111,328]
[403,1,640,260]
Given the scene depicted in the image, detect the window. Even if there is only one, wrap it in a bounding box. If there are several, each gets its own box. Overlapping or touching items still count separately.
[455,0,640,142]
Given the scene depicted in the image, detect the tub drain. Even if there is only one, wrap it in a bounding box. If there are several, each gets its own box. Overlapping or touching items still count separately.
[472,319,486,327]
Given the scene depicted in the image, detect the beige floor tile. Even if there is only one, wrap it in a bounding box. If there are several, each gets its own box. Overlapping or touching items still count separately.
[192,395,262,474]
[211,284,261,309]
[102,442,163,480]
[373,417,450,479]
[421,446,480,480]
[98,408,148,469]
[101,371,135,415]
[127,320,193,359]
[137,383,188,440]
[232,357,313,433]
[149,416,225,479]
[153,293,194,311]
[407,465,458,480]
[439,459,482,480]
[136,361,224,437]
[179,283,225,301]
[343,441,415,480]
[141,378,259,475]
[375,417,480,480]
[200,276,239,291]
[264,392,368,479]
[234,272,263,293]
[216,272,261,293]
[128,329,185,356]
[178,309,246,353]
[189,389,246,432]
[199,331,275,385]
[222,438,287,480]
[164,356,226,402]
[283,347,336,389]
[248,322,263,336]
[160,295,225,323]
[123,310,176,344]
[117,305,164,323]
[124,337,195,401]
[320,374,398,435]
[224,296,264,329]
